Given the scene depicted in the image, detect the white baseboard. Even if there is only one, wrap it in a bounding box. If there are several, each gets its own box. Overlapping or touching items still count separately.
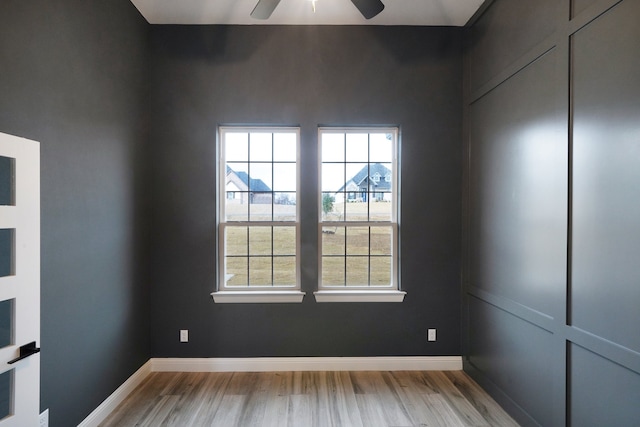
[78,360,152,427]
[151,356,462,372]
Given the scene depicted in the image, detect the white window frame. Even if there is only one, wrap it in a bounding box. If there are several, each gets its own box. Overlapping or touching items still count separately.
[212,126,304,303]
[315,127,405,303]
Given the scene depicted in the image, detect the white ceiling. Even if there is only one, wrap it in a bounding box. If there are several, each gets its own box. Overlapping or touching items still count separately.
[130,0,485,26]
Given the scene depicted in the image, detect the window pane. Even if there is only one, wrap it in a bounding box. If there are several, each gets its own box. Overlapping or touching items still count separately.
[322,163,344,192]
[0,370,13,421]
[0,157,15,206]
[249,133,272,161]
[249,257,272,286]
[370,256,392,286]
[0,230,13,278]
[226,162,248,174]
[225,193,248,221]
[273,133,296,161]
[226,162,249,189]
[344,199,368,221]
[273,163,296,192]
[346,256,369,286]
[371,163,392,184]
[343,162,368,221]
[346,227,369,255]
[322,192,342,221]
[220,127,299,291]
[225,133,248,161]
[274,193,297,221]
[322,226,345,255]
[0,299,13,349]
[345,163,367,186]
[345,133,369,162]
[370,227,392,255]
[225,162,250,221]
[273,257,296,286]
[249,198,272,221]
[249,227,271,256]
[322,257,345,286]
[226,257,248,286]
[273,226,296,255]
[249,163,272,191]
[370,195,392,221]
[226,226,248,256]
[321,133,344,162]
[318,128,397,290]
[370,133,393,163]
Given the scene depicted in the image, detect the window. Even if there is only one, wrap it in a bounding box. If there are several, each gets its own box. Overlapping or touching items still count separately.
[316,128,404,302]
[213,127,303,303]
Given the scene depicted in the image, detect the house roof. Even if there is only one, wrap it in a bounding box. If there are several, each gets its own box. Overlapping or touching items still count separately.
[338,163,391,192]
[227,166,271,192]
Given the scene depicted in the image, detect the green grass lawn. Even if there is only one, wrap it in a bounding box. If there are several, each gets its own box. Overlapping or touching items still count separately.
[224,200,394,287]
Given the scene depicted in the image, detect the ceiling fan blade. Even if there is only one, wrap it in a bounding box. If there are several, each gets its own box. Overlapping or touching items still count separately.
[350,0,385,19]
[251,0,282,19]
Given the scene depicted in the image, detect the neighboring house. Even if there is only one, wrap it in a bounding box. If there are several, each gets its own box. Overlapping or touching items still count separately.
[336,163,392,203]
[226,166,272,204]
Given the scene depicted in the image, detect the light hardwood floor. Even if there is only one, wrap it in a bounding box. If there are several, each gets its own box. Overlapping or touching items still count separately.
[99,370,519,427]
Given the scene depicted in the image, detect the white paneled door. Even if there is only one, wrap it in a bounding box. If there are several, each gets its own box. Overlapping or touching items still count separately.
[0,132,40,426]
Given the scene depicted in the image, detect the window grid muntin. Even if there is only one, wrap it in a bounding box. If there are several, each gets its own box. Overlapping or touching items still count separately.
[320,222,397,288]
[222,130,297,223]
[319,127,398,290]
[223,224,297,288]
[219,127,299,291]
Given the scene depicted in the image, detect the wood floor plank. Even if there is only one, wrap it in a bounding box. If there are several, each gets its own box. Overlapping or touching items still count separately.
[184,372,234,425]
[100,370,519,427]
[138,394,181,427]
[443,371,520,427]
[351,371,413,426]
[209,394,247,427]
[288,394,314,426]
[422,393,468,427]
[291,371,307,395]
[328,371,364,427]
[274,371,295,397]
[355,394,393,427]
[262,395,290,427]
[236,371,276,426]
[394,369,440,395]
[427,371,491,426]
[226,372,262,395]
[382,371,442,426]
[312,371,348,427]
[156,372,204,426]
[163,372,221,426]
[99,373,176,427]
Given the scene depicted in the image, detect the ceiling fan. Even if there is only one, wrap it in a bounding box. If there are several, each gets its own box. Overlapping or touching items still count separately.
[251,0,385,20]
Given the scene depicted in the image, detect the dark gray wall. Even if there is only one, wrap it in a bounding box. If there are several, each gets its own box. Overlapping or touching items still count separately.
[463,0,640,425]
[148,26,463,358]
[0,1,150,425]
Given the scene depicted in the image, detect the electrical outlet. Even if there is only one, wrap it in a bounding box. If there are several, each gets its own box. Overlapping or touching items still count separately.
[180,329,189,343]
[427,328,436,342]
[39,409,49,427]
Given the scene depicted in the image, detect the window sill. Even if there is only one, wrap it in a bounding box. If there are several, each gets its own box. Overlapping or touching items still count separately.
[211,291,305,304]
[313,290,406,303]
